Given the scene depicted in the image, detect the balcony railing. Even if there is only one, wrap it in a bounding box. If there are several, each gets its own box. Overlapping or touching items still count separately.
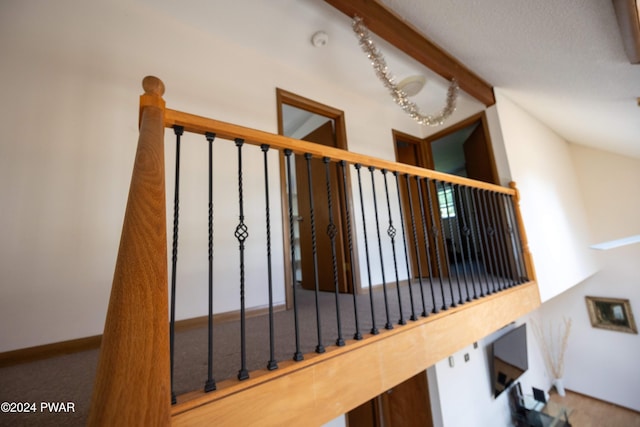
[87,77,538,426]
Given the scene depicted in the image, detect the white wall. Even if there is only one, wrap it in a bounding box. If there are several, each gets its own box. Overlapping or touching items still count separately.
[535,145,640,411]
[494,91,598,302]
[0,0,434,352]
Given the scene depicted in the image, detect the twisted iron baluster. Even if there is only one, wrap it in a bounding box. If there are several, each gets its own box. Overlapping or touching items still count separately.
[504,193,527,284]
[424,178,448,313]
[234,138,249,381]
[405,174,428,317]
[393,172,417,321]
[382,170,405,325]
[340,161,362,340]
[419,177,440,313]
[369,167,393,330]
[169,125,183,404]
[262,145,278,370]
[204,132,217,392]
[355,164,378,335]
[458,185,479,300]
[489,191,510,291]
[284,150,304,361]
[305,153,325,354]
[479,190,498,294]
[441,181,463,305]
[324,157,344,346]
[449,184,471,302]
[434,180,456,308]
[470,187,489,297]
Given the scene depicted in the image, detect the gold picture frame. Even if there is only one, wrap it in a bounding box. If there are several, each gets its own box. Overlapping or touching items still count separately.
[585,296,637,334]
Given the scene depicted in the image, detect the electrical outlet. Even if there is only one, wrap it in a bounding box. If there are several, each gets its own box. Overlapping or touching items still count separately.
[464,353,470,362]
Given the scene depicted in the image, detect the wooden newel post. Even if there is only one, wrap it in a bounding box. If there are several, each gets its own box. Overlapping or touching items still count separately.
[509,181,537,283]
[88,77,171,426]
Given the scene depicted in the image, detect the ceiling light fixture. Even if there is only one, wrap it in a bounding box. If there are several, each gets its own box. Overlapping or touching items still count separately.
[397,75,427,97]
[352,16,458,127]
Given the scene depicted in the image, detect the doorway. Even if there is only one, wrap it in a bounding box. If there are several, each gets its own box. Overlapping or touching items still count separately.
[277,89,355,306]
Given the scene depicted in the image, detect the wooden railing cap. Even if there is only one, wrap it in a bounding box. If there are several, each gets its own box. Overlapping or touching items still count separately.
[142,76,165,97]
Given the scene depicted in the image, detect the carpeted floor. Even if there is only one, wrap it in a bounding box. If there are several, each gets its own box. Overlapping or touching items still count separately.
[0,266,508,427]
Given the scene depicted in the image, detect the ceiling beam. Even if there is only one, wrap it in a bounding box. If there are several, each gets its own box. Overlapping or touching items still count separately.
[324,0,496,106]
[612,0,640,64]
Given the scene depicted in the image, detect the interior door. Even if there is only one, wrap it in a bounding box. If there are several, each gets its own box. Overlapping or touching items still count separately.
[395,135,448,278]
[295,121,349,293]
[347,372,433,427]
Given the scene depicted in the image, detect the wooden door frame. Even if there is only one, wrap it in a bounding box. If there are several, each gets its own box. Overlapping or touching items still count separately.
[276,89,361,309]
[424,111,499,185]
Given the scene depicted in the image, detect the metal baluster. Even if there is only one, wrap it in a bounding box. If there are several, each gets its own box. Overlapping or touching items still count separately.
[415,177,437,314]
[504,193,527,284]
[479,190,498,294]
[405,175,428,317]
[355,164,379,335]
[234,138,249,381]
[382,170,406,325]
[442,181,464,305]
[369,166,393,330]
[262,145,278,370]
[284,150,304,361]
[340,161,362,340]
[395,172,418,321]
[169,125,183,404]
[459,185,480,300]
[435,180,457,308]
[451,184,472,302]
[489,191,511,290]
[304,154,325,354]
[323,158,345,347]
[498,192,519,287]
[469,187,490,297]
[204,132,217,392]
[424,177,447,311]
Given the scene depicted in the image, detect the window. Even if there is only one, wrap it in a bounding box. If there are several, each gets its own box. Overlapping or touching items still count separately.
[437,186,456,218]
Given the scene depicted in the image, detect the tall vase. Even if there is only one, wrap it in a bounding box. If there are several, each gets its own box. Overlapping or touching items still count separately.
[554,378,566,397]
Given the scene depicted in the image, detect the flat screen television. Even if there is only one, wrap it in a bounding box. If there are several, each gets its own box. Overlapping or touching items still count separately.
[491,323,528,398]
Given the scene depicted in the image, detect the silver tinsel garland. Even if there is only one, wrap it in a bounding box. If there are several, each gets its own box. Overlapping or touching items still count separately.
[352,16,459,127]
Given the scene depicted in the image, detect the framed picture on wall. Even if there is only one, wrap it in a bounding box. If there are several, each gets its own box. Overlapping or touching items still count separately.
[585,296,637,334]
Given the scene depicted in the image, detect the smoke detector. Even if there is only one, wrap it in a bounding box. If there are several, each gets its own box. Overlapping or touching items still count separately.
[311,31,329,47]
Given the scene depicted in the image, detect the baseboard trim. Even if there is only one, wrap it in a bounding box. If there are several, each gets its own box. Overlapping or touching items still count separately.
[0,303,286,368]
[563,388,640,414]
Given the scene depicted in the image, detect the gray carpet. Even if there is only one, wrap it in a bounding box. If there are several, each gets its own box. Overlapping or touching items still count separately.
[0,266,518,426]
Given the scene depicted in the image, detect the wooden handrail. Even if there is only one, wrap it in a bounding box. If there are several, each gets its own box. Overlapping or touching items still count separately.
[509,181,538,284]
[88,76,171,426]
[164,108,514,196]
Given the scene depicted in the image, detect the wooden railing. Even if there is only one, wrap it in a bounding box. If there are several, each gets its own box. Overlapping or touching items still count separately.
[88,76,537,426]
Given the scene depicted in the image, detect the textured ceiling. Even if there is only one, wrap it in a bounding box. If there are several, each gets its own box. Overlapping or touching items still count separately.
[381,0,640,158]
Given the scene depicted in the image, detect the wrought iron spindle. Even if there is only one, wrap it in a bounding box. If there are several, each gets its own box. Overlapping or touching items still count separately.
[234,138,250,381]
[355,164,378,335]
[479,190,498,294]
[450,184,472,302]
[415,177,437,314]
[369,167,393,330]
[499,193,520,287]
[284,150,304,361]
[435,180,457,307]
[424,177,447,311]
[441,181,464,305]
[405,175,428,317]
[169,125,183,404]
[394,172,417,321]
[340,161,362,340]
[382,170,406,325]
[204,132,216,392]
[458,185,480,300]
[324,158,345,346]
[489,191,512,289]
[262,145,278,370]
[469,187,490,297]
[304,153,325,354]
[504,193,528,284]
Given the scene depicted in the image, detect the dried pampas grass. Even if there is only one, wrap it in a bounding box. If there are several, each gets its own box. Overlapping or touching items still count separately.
[532,316,572,379]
